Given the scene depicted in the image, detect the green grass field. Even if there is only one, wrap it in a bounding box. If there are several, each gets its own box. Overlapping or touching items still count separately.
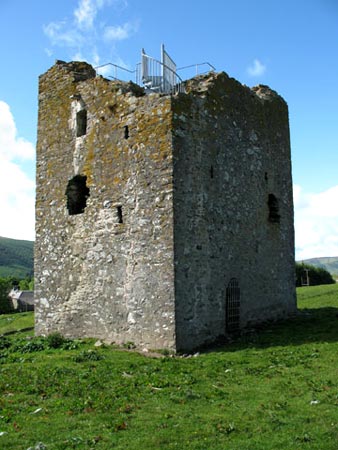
[0,312,34,335]
[0,285,337,449]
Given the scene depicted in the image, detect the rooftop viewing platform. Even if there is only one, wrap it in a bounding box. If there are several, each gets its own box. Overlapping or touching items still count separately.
[95,44,215,94]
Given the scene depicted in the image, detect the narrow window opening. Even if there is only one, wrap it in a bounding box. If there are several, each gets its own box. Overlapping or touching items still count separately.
[225,278,240,333]
[65,175,90,215]
[268,194,280,223]
[264,172,268,182]
[117,206,123,223]
[124,125,129,139]
[210,165,214,179]
[76,109,87,137]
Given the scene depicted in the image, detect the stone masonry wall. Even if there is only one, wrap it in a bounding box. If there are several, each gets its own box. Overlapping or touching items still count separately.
[35,61,296,352]
[172,73,296,351]
[35,61,176,349]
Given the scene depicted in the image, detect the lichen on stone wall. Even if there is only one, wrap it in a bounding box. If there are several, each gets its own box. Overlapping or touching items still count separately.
[35,60,295,352]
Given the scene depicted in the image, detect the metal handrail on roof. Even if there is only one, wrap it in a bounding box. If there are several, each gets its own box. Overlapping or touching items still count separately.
[136,50,184,94]
[94,47,215,95]
[177,62,216,77]
[95,62,136,81]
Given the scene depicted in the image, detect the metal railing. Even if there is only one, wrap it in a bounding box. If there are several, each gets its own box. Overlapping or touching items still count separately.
[95,62,136,82]
[95,58,215,95]
[136,52,184,94]
[177,62,216,78]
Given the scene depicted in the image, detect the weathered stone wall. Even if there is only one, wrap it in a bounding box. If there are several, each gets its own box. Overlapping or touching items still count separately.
[35,61,176,349]
[173,73,296,350]
[35,61,295,352]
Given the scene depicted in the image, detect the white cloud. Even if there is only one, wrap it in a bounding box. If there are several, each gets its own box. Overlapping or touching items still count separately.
[247,59,266,77]
[44,48,53,57]
[43,0,137,68]
[0,102,35,161]
[103,22,137,41]
[74,0,123,30]
[294,184,338,260]
[0,101,35,241]
[43,22,83,48]
[74,0,97,29]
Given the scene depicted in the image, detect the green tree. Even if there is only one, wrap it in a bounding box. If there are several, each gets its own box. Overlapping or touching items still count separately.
[0,277,13,314]
[28,278,34,290]
[19,276,33,290]
[296,263,335,287]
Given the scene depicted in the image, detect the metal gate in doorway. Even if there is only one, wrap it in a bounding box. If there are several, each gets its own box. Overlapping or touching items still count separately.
[225,278,240,332]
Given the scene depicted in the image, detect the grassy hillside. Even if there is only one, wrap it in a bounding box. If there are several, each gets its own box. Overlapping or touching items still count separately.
[300,256,338,276]
[0,236,34,278]
[0,286,337,449]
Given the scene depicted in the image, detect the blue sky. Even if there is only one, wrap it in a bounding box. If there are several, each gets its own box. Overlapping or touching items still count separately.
[0,0,337,259]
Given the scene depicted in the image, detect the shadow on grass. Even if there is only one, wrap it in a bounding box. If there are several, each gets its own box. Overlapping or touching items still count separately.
[206,307,338,353]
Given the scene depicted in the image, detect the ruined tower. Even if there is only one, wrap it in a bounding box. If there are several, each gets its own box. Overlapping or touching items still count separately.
[35,57,296,351]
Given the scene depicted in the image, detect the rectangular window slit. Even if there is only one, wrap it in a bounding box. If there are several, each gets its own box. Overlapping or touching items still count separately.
[117,206,123,223]
[124,125,129,139]
[76,109,87,137]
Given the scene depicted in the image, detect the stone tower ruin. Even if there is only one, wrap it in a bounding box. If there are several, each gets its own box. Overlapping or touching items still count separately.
[35,57,296,351]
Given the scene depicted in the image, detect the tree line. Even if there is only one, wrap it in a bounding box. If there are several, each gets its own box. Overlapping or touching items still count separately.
[295,263,335,287]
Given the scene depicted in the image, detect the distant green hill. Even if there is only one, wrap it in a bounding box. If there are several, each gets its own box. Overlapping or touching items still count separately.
[299,256,338,277]
[0,236,34,278]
